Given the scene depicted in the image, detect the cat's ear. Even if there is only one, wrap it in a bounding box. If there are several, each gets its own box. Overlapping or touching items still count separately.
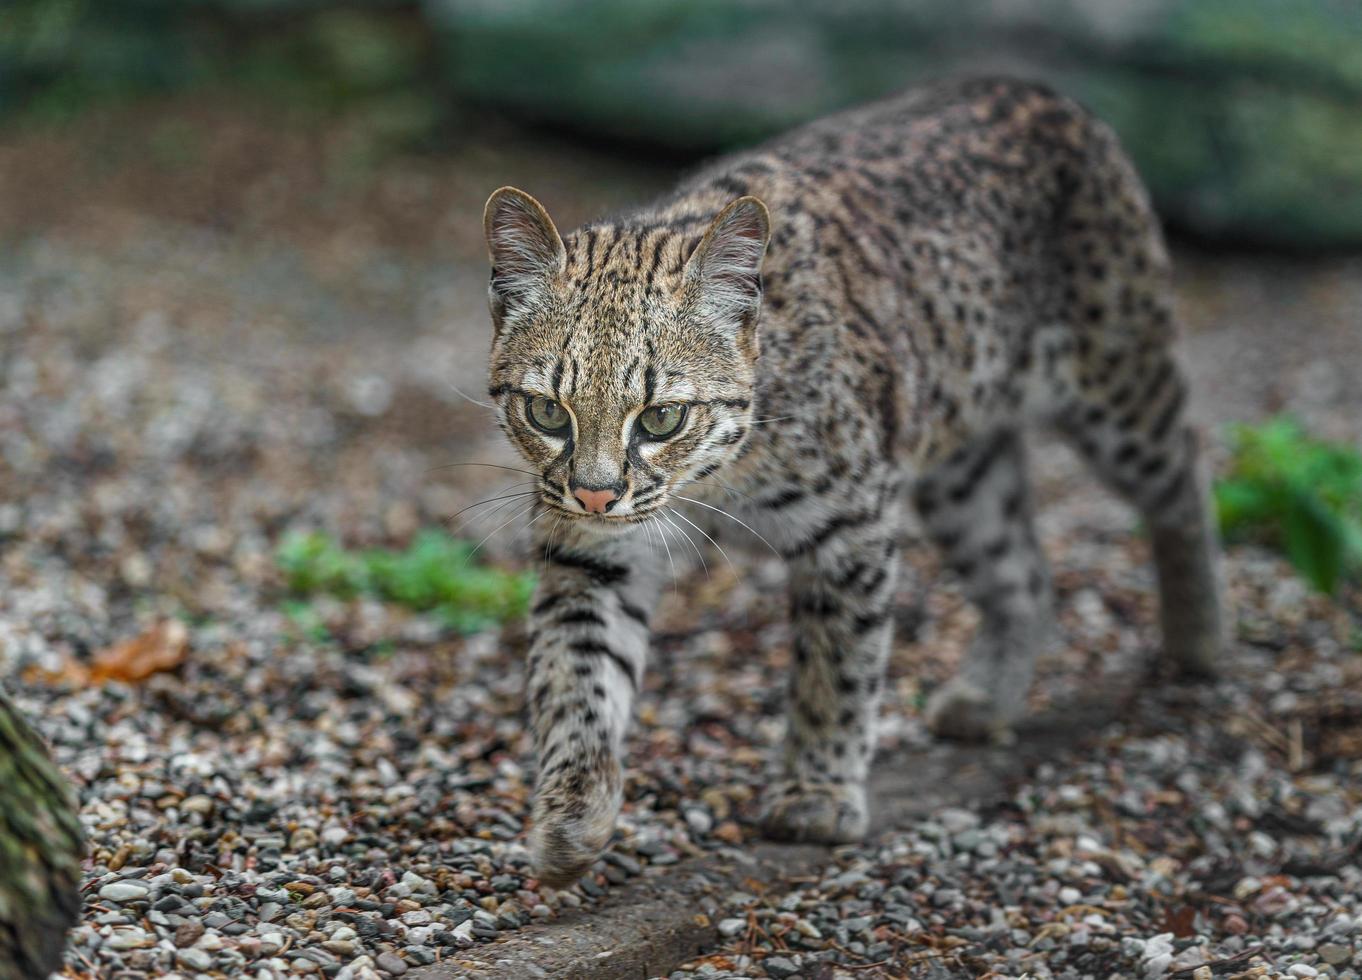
[683,196,771,333]
[483,186,567,329]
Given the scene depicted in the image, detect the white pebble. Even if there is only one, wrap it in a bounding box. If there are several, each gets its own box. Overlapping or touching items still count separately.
[685,808,713,835]
[718,918,747,937]
[1142,952,1173,978]
[98,881,149,902]
[937,807,979,833]
[105,928,152,950]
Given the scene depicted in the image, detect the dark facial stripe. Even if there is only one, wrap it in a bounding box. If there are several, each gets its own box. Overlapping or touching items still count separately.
[488,383,539,400]
[584,228,598,268]
[631,488,663,509]
[601,227,624,266]
[644,236,667,288]
[695,397,751,410]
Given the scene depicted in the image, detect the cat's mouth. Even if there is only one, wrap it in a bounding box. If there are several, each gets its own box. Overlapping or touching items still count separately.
[539,494,664,531]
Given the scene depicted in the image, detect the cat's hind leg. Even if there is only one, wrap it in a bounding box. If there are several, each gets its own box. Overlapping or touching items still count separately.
[1058,346,1223,676]
[913,428,1053,741]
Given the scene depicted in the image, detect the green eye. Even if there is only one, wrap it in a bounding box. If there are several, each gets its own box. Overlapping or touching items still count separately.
[528,396,569,434]
[638,403,687,439]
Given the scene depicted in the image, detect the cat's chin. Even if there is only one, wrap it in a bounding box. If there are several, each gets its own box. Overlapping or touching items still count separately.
[566,512,648,539]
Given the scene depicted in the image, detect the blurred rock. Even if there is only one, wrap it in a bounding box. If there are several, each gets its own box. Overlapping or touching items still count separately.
[428,0,1362,248]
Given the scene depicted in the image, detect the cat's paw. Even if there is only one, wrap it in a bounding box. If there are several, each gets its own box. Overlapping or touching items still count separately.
[529,765,622,888]
[924,679,1015,743]
[761,780,867,843]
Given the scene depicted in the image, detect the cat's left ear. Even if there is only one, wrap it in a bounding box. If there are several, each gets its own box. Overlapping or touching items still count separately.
[683,196,771,335]
[483,186,567,331]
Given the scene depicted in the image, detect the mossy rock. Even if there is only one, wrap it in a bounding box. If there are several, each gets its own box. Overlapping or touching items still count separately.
[0,687,84,979]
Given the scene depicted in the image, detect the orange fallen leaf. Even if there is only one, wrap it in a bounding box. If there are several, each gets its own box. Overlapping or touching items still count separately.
[1160,903,1197,938]
[23,658,91,687]
[89,621,189,683]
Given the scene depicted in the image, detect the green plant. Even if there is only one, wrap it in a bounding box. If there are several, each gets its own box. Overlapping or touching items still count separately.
[1214,417,1362,593]
[277,530,535,633]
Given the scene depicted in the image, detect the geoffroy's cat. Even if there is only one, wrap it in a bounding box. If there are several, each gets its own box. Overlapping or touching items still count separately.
[479,77,1223,886]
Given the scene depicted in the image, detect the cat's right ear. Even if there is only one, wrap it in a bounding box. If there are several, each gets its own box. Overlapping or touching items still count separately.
[483,187,567,331]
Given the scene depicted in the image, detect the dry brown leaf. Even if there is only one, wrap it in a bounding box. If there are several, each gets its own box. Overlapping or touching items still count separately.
[1161,903,1198,938]
[22,659,91,687]
[89,620,189,683]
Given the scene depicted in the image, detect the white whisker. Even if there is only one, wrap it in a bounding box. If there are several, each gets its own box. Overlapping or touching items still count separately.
[685,477,756,503]
[453,491,541,537]
[445,485,539,530]
[672,494,780,556]
[448,380,497,411]
[542,515,565,572]
[521,507,552,540]
[467,500,540,562]
[667,506,735,578]
[642,517,662,564]
[652,514,680,595]
[659,509,707,579]
[428,461,541,479]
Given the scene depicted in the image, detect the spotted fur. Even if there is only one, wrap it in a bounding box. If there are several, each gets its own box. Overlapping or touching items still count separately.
[480,77,1224,886]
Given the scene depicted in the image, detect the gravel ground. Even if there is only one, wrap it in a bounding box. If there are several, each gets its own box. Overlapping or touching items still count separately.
[671,553,1362,980]
[1,101,1360,980]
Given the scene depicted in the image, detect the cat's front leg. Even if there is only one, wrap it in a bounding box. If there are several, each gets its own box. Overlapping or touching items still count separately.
[524,522,657,887]
[762,488,902,843]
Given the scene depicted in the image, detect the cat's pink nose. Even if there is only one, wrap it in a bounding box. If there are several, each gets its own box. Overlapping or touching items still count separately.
[573,487,619,514]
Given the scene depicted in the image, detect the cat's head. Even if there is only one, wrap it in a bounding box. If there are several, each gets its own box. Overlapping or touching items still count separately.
[482,186,770,528]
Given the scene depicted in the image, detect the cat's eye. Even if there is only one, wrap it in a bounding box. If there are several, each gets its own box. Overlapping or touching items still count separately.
[527,396,570,435]
[637,403,687,440]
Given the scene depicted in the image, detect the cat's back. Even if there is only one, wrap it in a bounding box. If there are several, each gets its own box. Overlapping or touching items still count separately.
[652,76,1165,391]
[668,75,1151,287]
[645,76,1170,465]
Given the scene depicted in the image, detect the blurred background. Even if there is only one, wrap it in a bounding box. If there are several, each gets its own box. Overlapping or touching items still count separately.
[5,0,1362,246]
[3,5,1362,978]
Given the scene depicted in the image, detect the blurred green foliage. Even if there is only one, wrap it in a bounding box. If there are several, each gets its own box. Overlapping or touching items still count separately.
[0,0,437,140]
[277,529,535,633]
[1215,418,1362,594]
